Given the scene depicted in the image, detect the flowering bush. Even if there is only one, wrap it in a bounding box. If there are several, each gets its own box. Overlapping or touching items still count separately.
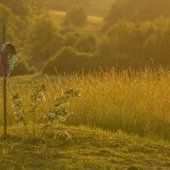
[11,83,80,140]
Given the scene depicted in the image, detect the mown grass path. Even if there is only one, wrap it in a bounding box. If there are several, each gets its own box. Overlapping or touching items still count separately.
[0,125,170,170]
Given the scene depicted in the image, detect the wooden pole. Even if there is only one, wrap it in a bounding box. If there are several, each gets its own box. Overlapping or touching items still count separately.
[2,25,7,136]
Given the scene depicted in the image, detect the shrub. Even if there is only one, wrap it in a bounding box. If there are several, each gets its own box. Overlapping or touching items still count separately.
[42,47,95,74]
[63,31,97,53]
[11,58,37,76]
[42,47,78,74]
[75,34,97,53]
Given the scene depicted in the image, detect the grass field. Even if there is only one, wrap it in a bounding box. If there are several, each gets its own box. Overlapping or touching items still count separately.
[0,67,170,169]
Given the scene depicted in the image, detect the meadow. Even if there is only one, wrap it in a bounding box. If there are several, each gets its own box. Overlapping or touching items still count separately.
[0,67,170,169]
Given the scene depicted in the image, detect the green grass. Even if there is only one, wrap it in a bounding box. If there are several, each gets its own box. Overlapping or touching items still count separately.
[0,125,170,170]
[1,67,170,140]
[0,67,170,169]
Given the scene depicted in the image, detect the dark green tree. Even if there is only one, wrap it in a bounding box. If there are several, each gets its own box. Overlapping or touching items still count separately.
[75,34,96,53]
[43,46,95,74]
[0,4,18,45]
[26,15,63,61]
[62,6,87,27]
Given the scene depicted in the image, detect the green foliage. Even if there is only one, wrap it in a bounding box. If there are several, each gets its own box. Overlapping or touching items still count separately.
[75,34,97,53]
[0,0,49,47]
[0,0,49,17]
[42,47,95,74]
[0,0,30,18]
[98,18,170,68]
[104,0,170,30]
[62,6,87,27]
[0,4,18,45]
[26,15,63,61]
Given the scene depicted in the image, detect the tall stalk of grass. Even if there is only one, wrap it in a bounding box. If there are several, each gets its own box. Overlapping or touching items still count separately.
[50,67,170,140]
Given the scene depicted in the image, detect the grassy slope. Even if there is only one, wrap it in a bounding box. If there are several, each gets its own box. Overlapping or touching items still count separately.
[0,125,170,170]
[49,10,103,31]
[84,0,114,17]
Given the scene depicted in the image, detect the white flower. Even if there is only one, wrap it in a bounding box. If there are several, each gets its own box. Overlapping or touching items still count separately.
[65,102,70,107]
[47,121,53,127]
[37,92,46,102]
[18,122,23,127]
[14,112,17,116]
[32,103,36,107]
[55,107,60,112]
[13,99,21,104]
[36,99,41,104]
[57,115,61,120]
[15,116,19,120]
[18,110,23,115]
[53,119,58,125]
[43,115,46,120]
[60,115,67,122]
[37,92,44,97]
[49,112,56,118]
[12,105,20,111]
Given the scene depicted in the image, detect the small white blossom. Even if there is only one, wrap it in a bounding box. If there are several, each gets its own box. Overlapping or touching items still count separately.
[43,115,46,120]
[47,121,53,127]
[18,122,23,127]
[14,112,17,116]
[36,99,41,104]
[32,103,36,107]
[13,105,20,111]
[60,115,67,122]
[55,107,60,112]
[57,115,61,120]
[37,92,44,97]
[49,112,56,118]
[13,99,21,104]
[15,116,19,120]
[65,102,70,107]
[18,110,23,115]
[53,119,58,125]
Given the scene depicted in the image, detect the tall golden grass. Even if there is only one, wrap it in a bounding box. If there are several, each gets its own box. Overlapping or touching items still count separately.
[1,67,170,140]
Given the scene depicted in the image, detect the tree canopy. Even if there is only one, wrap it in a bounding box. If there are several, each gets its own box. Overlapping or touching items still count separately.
[104,0,170,30]
[62,7,87,27]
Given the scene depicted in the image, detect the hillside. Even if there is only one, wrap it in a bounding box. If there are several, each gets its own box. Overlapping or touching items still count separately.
[0,125,170,169]
[49,10,103,31]
[49,0,114,17]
